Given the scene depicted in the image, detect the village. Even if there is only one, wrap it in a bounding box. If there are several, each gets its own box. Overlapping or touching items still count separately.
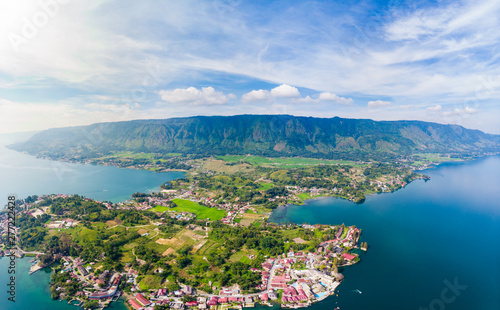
[29,223,362,310]
[0,189,365,310]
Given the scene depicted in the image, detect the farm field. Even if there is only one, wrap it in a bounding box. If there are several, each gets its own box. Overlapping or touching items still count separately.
[149,205,170,212]
[170,199,226,221]
[215,155,359,167]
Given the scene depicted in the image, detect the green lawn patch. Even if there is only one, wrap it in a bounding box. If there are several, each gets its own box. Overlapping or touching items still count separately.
[229,251,247,262]
[240,256,252,264]
[297,193,311,201]
[282,229,301,239]
[216,155,359,167]
[150,205,170,212]
[257,183,274,191]
[138,275,163,290]
[253,221,263,228]
[171,199,226,221]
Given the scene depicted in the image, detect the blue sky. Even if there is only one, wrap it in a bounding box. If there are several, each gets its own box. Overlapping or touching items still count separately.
[1,0,499,133]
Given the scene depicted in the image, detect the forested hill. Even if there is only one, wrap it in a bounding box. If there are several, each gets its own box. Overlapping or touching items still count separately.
[9,115,500,160]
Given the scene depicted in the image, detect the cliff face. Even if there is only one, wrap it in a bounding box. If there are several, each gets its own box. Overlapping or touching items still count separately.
[9,114,500,160]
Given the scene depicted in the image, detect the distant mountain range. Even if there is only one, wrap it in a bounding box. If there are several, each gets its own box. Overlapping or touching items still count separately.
[8,115,500,160]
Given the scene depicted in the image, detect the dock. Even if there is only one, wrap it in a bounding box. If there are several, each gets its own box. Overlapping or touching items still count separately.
[29,263,44,275]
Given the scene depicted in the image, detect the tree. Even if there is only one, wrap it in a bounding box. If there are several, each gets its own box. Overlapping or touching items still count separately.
[83,300,99,309]
[166,281,180,292]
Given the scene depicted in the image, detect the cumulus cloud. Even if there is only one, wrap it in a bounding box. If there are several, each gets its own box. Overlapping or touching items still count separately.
[427,105,442,111]
[270,84,301,98]
[291,96,319,104]
[318,92,353,105]
[241,89,272,103]
[158,87,230,105]
[367,100,391,108]
[443,106,479,116]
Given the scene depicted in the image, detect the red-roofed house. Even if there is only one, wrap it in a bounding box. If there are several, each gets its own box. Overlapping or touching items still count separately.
[185,301,198,307]
[342,253,356,260]
[135,293,151,306]
[128,299,142,310]
[218,297,228,304]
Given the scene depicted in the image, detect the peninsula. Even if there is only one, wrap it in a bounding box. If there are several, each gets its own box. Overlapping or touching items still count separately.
[2,193,364,310]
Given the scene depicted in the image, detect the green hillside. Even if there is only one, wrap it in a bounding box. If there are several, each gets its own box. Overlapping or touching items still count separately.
[9,115,500,161]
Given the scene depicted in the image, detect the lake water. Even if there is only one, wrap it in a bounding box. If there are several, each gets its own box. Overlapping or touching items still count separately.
[1,131,499,309]
[0,133,185,203]
[268,155,500,310]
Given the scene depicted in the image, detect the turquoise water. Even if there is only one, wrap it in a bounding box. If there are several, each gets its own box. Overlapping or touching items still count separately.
[268,156,500,309]
[0,257,128,310]
[0,257,79,310]
[0,135,185,203]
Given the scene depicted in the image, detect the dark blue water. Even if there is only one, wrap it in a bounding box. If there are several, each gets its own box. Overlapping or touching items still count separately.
[269,156,500,310]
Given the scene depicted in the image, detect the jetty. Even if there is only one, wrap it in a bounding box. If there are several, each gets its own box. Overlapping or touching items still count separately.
[29,262,44,274]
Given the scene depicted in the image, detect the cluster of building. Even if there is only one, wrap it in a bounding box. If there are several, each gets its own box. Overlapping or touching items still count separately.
[46,218,78,229]
[55,256,123,305]
[122,224,360,310]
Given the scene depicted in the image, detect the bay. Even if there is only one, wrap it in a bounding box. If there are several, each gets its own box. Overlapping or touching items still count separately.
[268,155,500,310]
[0,134,185,203]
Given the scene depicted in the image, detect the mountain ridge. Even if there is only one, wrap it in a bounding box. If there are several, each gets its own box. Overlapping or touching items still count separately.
[9,114,500,160]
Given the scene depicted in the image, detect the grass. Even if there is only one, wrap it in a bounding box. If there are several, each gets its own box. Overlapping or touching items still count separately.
[297,193,312,201]
[170,199,226,220]
[413,153,463,164]
[150,205,170,212]
[257,183,274,191]
[253,221,263,228]
[198,240,220,255]
[215,155,358,167]
[239,218,254,226]
[78,228,98,243]
[138,275,163,290]
[282,229,301,239]
[229,251,248,262]
[254,206,273,215]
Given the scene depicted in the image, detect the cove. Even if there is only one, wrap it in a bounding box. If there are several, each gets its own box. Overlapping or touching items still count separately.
[267,155,500,310]
[0,135,185,203]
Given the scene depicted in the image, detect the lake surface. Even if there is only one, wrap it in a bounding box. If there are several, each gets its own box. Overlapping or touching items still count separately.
[268,155,500,310]
[0,134,185,203]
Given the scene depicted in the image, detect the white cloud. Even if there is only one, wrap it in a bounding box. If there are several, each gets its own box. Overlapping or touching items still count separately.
[270,84,301,98]
[318,92,353,105]
[367,100,391,108]
[396,105,414,109]
[427,105,442,111]
[158,87,230,105]
[241,89,272,103]
[443,106,479,116]
[0,98,142,134]
[291,96,318,104]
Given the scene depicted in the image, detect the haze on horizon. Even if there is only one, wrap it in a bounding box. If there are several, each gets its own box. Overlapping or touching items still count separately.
[1,0,499,135]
